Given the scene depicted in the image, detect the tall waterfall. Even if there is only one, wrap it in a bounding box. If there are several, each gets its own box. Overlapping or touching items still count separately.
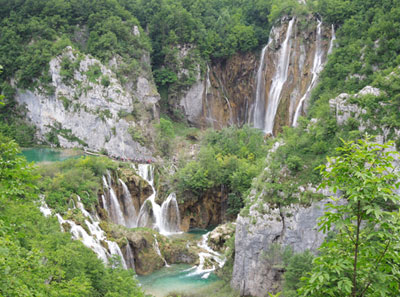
[292,20,324,127]
[136,164,182,235]
[263,18,295,134]
[251,43,270,129]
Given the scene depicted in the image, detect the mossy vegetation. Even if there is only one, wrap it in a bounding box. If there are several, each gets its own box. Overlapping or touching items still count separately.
[35,156,117,213]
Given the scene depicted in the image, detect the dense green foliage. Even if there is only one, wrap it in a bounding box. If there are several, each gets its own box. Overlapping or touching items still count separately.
[36,156,117,213]
[175,125,267,215]
[0,133,145,296]
[299,138,400,296]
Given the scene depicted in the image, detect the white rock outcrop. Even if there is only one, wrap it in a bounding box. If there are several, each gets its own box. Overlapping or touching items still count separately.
[15,47,159,159]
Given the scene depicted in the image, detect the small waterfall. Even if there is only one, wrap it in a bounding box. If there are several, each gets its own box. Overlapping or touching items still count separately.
[328,24,336,55]
[204,65,216,125]
[101,194,109,215]
[39,196,52,217]
[136,165,182,235]
[108,187,127,226]
[160,193,181,234]
[136,164,163,231]
[125,243,136,270]
[188,232,225,279]
[53,196,127,268]
[102,171,127,226]
[264,18,295,134]
[154,235,170,267]
[119,179,138,228]
[292,19,324,127]
[108,241,128,269]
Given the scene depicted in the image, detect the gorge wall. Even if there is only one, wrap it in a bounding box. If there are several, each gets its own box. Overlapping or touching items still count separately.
[178,16,334,134]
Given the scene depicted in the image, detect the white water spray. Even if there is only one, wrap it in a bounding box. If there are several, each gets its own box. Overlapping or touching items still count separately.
[264,18,295,134]
[328,24,336,55]
[187,232,225,279]
[119,179,138,228]
[136,164,182,235]
[292,20,324,127]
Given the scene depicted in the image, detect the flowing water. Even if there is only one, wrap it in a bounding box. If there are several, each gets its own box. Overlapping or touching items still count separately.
[292,20,324,127]
[119,179,138,227]
[136,164,182,235]
[137,264,219,297]
[47,195,127,268]
[264,18,295,134]
[138,229,222,297]
[252,42,271,128]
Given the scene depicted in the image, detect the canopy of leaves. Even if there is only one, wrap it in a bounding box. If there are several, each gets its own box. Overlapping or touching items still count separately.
[299,137,400,296]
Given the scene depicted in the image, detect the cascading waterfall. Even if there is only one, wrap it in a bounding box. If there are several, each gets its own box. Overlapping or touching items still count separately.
[41,195,127,268]
[292,20,324,127]
[119,179,138,228]
[136,164,182,235]
[188,232,225,279]
[263,18,295,134]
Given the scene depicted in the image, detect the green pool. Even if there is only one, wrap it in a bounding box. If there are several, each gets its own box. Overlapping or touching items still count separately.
[21,148,83,163]
[137,264,218,297]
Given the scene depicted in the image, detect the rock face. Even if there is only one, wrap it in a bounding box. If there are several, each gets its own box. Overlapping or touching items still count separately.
[178,16,334,133]
[208,222,235,252]
[179,188,228,231]
[231,196,334,296]
[15,46,159,159]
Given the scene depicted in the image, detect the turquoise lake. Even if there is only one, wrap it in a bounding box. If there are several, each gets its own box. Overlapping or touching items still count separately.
[137,264,218,297]
[21,148,83,163]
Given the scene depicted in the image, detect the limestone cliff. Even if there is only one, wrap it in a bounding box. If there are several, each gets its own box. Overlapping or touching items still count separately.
[231,191,335,296]
[178,16,334,133]
[15,46,160,159]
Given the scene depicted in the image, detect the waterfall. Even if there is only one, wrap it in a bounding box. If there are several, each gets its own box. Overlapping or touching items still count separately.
[160,193,181,234]
[39,196,52,217]
[119,179,138,228]
[292,20,324,127]
[204,65,216,125]
[125,243,136,270]
[52,196,127,268]
[136,164,182,235]
[328,24,336,55]
[264,18,295,134]
[108,187,127,226]
[153,235,170,267]
[101,194,108,215]
[252,43,270,129]
[188,232,225,279]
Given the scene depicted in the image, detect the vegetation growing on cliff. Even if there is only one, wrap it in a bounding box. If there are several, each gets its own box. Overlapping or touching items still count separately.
[36,156,117,213]
[175,125,267,216]
[0,133,145,296]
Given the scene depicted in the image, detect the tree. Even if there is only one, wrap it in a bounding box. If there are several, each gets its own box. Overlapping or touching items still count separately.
[298,136,400,296]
